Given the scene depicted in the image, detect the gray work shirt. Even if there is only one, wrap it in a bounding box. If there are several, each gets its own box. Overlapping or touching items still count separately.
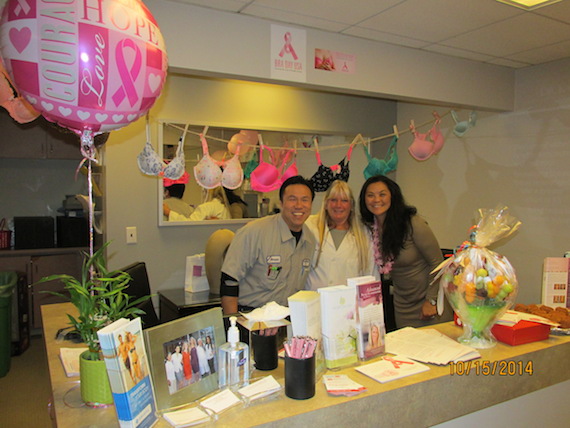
[221,214,316,308]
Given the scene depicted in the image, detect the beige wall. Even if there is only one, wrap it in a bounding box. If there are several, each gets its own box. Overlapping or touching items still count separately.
[396,58,570,304]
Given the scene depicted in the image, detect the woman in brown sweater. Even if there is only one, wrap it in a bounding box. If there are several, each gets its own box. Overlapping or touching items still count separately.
[359,175,451,329]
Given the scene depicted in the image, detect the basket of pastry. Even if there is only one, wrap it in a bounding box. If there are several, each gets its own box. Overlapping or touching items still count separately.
[513,303,570,334]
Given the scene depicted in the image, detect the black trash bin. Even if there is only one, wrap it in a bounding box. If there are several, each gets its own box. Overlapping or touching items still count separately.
[0,271,17,378]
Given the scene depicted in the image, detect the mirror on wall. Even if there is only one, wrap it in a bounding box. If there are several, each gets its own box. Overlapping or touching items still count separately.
[158,120,370,226]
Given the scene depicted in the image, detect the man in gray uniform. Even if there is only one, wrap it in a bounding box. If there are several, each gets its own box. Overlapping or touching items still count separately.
[220,176,316,315]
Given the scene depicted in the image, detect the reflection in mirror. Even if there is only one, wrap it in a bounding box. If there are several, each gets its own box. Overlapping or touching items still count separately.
[158,121,368,226]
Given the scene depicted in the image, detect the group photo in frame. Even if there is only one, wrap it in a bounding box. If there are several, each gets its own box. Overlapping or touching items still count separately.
[144,307,226,411]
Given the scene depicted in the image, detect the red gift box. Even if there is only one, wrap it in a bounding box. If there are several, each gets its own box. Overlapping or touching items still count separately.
[491,321,551,346]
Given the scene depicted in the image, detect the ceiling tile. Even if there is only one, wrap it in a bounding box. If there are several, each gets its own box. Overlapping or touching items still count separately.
[342,27,428,49]
[486,57,530,68]
[242,4,350,32]
[355,0,523,43]
[243,0,402,26]
[171,0,249,13]
[442,13,570,57]
[531,1,570,24]
[423,44,496,63]
[505,39,570,64]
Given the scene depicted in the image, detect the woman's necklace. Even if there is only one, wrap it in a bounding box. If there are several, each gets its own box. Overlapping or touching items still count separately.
[373,217,394,274]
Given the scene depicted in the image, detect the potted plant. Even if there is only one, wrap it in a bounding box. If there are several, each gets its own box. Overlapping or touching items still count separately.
[39,242,152,405]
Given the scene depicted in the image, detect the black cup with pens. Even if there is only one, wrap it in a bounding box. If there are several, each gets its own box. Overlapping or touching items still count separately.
[284,336,317,399]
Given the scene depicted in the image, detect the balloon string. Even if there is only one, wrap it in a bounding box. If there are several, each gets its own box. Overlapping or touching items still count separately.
[79,130,98,282]
[88,159,94,261]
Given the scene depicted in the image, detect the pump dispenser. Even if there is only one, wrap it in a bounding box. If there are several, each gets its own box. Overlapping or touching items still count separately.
[218,316,249,389]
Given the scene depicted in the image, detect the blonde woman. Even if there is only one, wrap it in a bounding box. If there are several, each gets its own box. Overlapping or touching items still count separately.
[305,180,375,290]
[165,186,231,221]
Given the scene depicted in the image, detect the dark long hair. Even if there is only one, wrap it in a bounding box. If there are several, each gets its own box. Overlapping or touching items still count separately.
[359,175,417,260]
[223,187,248,206]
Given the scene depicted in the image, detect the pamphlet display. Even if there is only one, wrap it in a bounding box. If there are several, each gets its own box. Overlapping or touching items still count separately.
[97,317,158,428]
[317,285,357,369]
[347,276,385,360]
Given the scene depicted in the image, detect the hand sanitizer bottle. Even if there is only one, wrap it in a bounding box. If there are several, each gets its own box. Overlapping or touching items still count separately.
[218,316,249,389]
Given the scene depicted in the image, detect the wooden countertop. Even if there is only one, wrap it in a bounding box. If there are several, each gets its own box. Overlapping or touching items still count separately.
[42,302,570,428]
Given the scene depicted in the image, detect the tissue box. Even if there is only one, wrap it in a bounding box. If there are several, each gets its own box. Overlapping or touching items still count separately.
[185,254,209,293]
[491,321,551,346]
[288,290,321,338]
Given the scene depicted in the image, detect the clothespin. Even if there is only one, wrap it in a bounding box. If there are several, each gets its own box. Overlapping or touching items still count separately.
[432,111,441,122]
[201,125,209,137]
[393,125,399,138]
[409,120,416,132]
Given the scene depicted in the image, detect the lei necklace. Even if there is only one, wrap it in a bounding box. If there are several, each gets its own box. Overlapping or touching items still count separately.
[373,217,394,274]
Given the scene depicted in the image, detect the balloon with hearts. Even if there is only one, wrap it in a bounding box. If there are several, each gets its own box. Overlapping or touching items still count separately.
[0,0,167,157]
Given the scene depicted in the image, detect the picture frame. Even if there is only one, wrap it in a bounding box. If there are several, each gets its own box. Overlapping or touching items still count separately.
[143,307,225,412]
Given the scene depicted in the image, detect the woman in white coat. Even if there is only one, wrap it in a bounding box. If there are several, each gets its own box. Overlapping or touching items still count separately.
[305,180,374,290]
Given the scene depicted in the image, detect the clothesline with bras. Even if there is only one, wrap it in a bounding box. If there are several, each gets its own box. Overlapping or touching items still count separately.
[164,109,455,154]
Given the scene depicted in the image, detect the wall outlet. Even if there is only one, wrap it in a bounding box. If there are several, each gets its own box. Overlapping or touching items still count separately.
[126,226,137,244]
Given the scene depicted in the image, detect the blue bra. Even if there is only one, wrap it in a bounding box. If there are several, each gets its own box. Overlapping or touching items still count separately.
[363,135,398,179]
[451,110,477,137]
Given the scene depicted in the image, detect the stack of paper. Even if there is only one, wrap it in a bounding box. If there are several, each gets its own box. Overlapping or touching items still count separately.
[237,376,282,402]
[356,355,429,383]
[59,347,87,377]
[385,327,480,365]
[322,374,366,396]
[163,407,210,428]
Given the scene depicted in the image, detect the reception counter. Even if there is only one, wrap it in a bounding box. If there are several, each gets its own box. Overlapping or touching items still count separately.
[42,303,570,427]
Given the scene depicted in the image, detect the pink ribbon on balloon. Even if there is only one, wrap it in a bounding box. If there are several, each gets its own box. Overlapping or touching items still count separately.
[112,38,142,108]
[14,0,31,16]
[279,32,298,60]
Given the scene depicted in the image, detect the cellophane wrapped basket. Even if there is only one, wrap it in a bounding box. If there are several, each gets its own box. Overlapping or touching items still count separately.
[435,206,521,349]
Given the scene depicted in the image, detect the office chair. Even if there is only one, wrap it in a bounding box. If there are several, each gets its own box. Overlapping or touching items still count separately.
[118,261,161,328]
[205,229,235,296]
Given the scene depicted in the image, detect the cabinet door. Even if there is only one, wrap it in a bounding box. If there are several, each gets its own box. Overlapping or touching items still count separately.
[0,256,31,280]
[0,109,46,158]
[29,254,82,329]
[45,126,83,160]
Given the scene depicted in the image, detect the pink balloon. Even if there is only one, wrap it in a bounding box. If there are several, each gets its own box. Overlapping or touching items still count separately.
[0,0,167,135]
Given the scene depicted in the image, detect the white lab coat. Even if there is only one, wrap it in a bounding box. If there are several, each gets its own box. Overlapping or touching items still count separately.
[305,215,375,291]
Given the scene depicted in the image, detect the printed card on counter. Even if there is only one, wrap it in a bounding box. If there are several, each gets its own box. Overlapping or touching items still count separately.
[59,347,87,377]
[162,406,210,428]
[199,388,241,416]
[322,374,366,396]
[237,375,282,401]
[356,355,429,383]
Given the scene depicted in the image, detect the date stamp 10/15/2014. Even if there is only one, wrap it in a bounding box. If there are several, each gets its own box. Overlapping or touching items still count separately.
[450,360,533,376]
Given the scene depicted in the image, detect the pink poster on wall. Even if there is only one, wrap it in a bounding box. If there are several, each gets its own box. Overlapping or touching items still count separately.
[271,25,306,82]
[314,49,356,74]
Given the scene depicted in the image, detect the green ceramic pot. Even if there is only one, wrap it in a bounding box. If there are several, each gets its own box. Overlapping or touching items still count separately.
[79,351,113,406]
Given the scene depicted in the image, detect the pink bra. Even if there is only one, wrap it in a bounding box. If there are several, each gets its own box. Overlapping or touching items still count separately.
[250,135,298,193]
[408,113,445,161]
[138,120,186,180]
[194,134,244,190]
